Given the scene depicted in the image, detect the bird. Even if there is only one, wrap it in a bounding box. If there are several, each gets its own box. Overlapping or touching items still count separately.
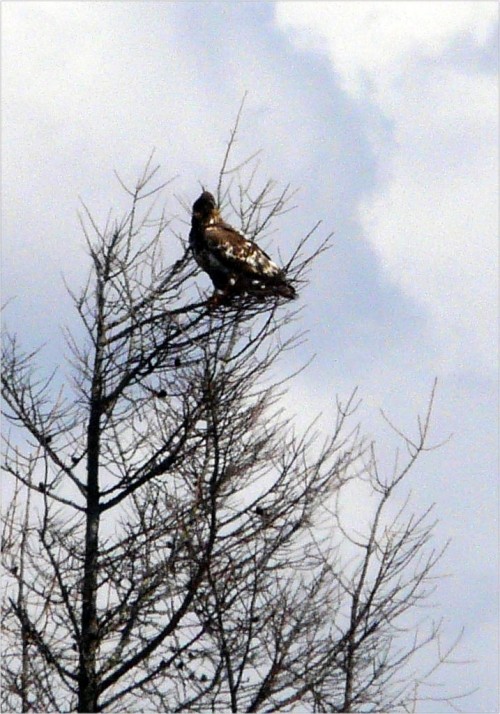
[189,191,296,303]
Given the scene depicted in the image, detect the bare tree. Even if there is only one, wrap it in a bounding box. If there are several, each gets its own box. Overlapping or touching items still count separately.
[2,114,467,713]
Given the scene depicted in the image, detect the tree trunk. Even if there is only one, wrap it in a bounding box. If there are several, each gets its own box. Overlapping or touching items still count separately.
[78,407,101,712]
[78,312,104,713]
[77,511,100,711]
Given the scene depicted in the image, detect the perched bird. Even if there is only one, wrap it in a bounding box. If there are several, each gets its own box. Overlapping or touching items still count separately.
[189,191,296,302]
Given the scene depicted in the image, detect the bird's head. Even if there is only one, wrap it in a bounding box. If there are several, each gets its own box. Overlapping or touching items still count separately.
[192,191,218,224]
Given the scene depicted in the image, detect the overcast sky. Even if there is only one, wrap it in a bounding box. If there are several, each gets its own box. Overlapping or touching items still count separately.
[2,2,498,711]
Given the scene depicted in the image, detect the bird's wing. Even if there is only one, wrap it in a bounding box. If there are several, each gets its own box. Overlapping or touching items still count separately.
[204,223,280,278]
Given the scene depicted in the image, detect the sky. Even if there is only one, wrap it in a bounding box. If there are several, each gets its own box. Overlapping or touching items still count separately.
[2,2,498,712]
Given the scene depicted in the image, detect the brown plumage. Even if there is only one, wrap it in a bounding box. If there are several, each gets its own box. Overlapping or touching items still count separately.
[189,191,296,301]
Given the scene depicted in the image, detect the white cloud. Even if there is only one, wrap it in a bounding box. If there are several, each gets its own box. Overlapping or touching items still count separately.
[275,1,498,376]
[274,2,496,102]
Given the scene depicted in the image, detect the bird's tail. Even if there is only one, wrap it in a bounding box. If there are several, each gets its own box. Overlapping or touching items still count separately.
[247,274,297,300]
[273,279,297,300]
